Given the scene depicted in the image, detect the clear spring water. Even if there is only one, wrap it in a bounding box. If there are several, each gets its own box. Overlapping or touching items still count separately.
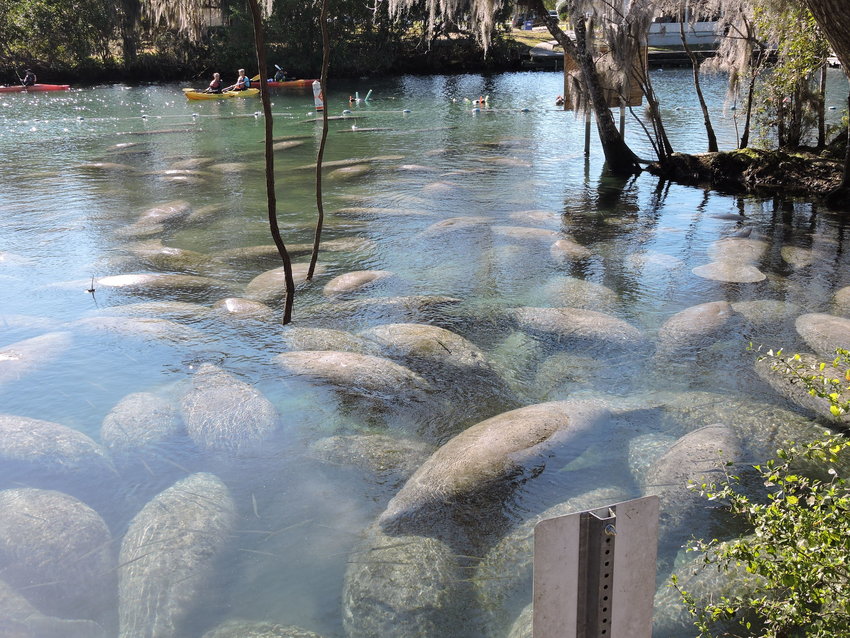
[0,68,849,636]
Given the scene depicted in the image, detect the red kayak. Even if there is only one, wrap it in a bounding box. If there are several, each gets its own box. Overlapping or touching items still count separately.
[264,79,316,88]
[0,84,70,93]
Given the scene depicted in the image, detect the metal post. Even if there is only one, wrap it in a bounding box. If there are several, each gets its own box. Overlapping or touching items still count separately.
[533,496,659,638]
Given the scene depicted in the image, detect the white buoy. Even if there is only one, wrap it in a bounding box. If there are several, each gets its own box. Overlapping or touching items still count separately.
[343,109,352,115]
[402,109,411,114]
[352,124,357,130]
[472,107,480,113]
[141,114,148,119]
[520,108,530,112]
[191,113,198,118]
[829,106,837,110]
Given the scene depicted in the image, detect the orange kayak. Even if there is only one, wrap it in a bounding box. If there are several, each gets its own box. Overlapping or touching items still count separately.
[264,79,317,88]
[0,84,70,93]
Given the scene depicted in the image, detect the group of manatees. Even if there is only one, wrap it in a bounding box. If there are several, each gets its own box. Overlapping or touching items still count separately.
[2,199,850,638]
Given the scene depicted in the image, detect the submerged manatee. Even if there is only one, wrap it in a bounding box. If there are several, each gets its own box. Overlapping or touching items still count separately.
[322,270,395,296]
[377,400,610,536]
[211,297,274,321]
[280,327,379,354]
[0,331,72,387]
[0,488,115,622]
[549,238,592,262]
[691,261,766,282]
[510,307,647,354]
[539,276,618,312]
[72,316,205,345]
[96,273,238,300]
[343,525,476,638]
[0,578,107,638]
[795,312,850,358]
[0,414,119,506]
[101,391,187,470]
[180,363,280,455]
[118,473,236,638]
[273,351,432,409]
[643,424,743,559]
[244,263,326,304]
[753,352,850,425]
[655,300,740,357]
[201,620,324,637]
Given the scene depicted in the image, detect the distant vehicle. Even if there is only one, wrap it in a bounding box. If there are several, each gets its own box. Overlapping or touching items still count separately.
[549,10,558,19]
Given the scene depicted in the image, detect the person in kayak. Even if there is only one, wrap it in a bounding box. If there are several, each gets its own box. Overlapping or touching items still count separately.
[22,69,36,87]
[204,72,223,93]
[224,69,250,92]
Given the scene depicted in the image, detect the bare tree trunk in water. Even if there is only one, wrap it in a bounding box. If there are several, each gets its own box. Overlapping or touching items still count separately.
[679,16,717,152]
[531,0,642,175]
[246,0,295,323]
[817,64,827,148]
[308,0,330,280]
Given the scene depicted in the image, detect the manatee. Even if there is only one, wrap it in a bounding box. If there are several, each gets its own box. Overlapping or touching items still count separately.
[280,327,379,354]
[0,578,107,638]
[509,307,647,353]
[0,251,32,266]
[244,263,326,304]
[655,300,739,356]
[795,313,850,358]
[781,245,818,269]
[653,390,829,466]
[643,424,743,557]
[332,207,432,218]
[475,486,630,636]
[180,363,280,455]
[729,299,802,331]
[421,216,490,235]
[118,473,236,638]
[185,203,229,225]
[508,210,559,226]
[208,162,250,173]
[753,352,850,425]
[833,286,850,317]
[322,270,395,296]
[377,400,610,535]
[273,351,432,409]
[0,414,119,505]
[93,301,212,321]
[273,140,305,151]
[0,488,115,621]
[343,525,476,638]
[507,604,533,638]
[327,164,372,180]
[299,295,464,325]
[137,200,192,225]
[706,237,768,264]
[72,316,205,345]
[0,331,72,387]
[549,238,592,262]
[653,543,763,638]
[101,392,186,467]
[212,244,304,269]
[169,157,215,170]
[126,240,210,272]
[627,432,678,487]
[421,180,460,195]
[0,313,58,332]
[78,161,138,173]
[492,226,559,242]
[625,251,683,272]
[212,297,274,321]
[96,273,238,299]
[691,261,766,282]
[201,620,324,637]
[539,276,618,312]
[309,433,433,487]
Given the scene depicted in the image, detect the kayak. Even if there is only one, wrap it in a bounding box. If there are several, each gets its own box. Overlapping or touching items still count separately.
[0,84,70,93]
[264,79,317,88]
[183,88,260,100]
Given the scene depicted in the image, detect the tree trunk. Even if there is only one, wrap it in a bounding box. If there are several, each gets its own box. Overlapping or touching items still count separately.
[532,0,642,176]
[817,64,827,148]
[246,0,295,323]
[679,15,717,152]
[308,0,330,280]
[806,0,850,72]
[119,0,140,66]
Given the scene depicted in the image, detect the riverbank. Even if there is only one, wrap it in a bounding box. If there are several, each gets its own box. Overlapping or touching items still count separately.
[648,140,849,203]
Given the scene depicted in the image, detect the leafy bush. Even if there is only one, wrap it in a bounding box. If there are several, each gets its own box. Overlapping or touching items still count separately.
[676,349,850,638]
